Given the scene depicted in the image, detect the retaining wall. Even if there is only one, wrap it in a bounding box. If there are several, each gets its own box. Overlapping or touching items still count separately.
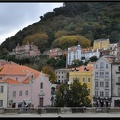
[0,107,120,114]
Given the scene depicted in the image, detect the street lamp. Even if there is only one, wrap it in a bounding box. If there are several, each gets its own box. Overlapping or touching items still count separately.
[63,89,67,107]
[51,95,54,107]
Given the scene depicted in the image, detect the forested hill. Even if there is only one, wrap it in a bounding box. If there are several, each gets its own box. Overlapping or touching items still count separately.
[0,2,120,53]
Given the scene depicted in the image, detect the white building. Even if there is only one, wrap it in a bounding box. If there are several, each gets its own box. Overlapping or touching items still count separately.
[67,45,100,65]
[55,68,71,84]
[93,56,115,107]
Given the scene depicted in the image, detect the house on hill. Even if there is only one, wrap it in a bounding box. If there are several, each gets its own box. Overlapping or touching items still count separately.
[9,41,41,59]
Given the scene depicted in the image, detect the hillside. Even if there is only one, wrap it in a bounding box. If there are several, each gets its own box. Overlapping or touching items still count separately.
[0,2,120,53]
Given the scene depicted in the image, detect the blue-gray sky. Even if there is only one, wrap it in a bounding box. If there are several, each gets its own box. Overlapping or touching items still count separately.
[0,2,63,45]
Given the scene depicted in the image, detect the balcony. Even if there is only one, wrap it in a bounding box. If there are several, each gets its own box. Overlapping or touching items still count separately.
[93,96,111,100]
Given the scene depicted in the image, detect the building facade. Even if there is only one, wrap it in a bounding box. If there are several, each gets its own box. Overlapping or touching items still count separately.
[55,68,71,84]
[111,62,120,107]
[93,56,114,107]
[93,38,110,50]
[0,80,8,108]
[9,42,41,59]
[67,45,100,65]
[69,62,94,103]
[0,62,51,108]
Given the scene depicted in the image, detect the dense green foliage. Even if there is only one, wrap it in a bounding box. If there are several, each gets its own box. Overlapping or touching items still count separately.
[0,2,120,54]
[54,78,92,107]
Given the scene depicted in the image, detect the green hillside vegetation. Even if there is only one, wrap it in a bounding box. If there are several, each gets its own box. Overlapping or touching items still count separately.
[0,2,120,54]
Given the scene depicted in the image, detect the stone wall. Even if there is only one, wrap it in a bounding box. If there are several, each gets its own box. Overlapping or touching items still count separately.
[1,107,120,114]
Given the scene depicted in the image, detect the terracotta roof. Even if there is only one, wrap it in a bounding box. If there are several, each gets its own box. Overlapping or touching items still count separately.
[105,57,114,63]
[22,76,30,83]
[72,65,94,72]
[0,80,7,83]
[4,78,23,84]
[0,64,40,75]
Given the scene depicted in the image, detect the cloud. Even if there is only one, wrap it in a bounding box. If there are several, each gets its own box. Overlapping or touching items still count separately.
[0,2,63,45]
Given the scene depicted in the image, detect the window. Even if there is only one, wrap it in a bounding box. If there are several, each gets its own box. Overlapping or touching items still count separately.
[100,72,104,78]
[118,66,120,71]
[74,52,76,59]
[95,81,98,87]
[13,91,16,97]
[106,64,108,68]
[88,89,90,95]
[62,76,63,78]
[95,65,98,69]
[100,82,104,87]
[95,91,98,96]
[0,86,3,93]
[25,90,28,96]
[118,88,120,96]
[18,102,23,108]
[100,62,104,69]
[19,91,22,96]
[0,77,2,80]
[16,77,18,81]
[95,72,98,78]
[100,91,104,97]
[105,92,109,97]
[88,78,90,82]
[105,82,109,87]
[118,77,120,83]
[40,83,43,89]
[105,72,109,78]
[82,78,85,82]
[0,100,3,107]
[58,80,60,83]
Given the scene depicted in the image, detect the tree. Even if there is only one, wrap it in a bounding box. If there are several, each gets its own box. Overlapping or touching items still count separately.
[54,83,68,107]
[89,56,98,62]
[47,57,57,68]
[54,78,92,107]
[23,33,48,53]
[54,30,69,39]
[55,59,66,68]
[52,35,91,49]
[72,59,84,67]
[42,65,57,83]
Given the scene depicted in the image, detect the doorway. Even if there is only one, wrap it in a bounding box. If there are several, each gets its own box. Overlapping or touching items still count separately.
[39,98,43,107]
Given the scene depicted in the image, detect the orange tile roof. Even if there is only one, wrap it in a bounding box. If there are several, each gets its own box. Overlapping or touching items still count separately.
[72,65,94,72]
[22,76,29,84]
[0,80,7,83]
[4,78,23,84]
[0,63,40,75]
[105,57,114,63]
[0,63,50,85]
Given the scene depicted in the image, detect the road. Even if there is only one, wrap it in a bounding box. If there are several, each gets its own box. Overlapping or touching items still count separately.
[1,113,120,118]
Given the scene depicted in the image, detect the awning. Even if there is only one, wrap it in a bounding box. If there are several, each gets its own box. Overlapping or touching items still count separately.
[23,100,32,104]
[23,100,32,107]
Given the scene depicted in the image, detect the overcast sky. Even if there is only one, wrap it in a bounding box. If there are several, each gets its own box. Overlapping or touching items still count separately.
[0,2,63,45]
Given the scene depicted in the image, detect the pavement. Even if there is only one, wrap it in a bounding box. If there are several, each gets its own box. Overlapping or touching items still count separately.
[1,113,120,118]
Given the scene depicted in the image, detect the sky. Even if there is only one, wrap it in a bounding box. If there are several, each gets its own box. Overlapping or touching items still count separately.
[0,2,63,45]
